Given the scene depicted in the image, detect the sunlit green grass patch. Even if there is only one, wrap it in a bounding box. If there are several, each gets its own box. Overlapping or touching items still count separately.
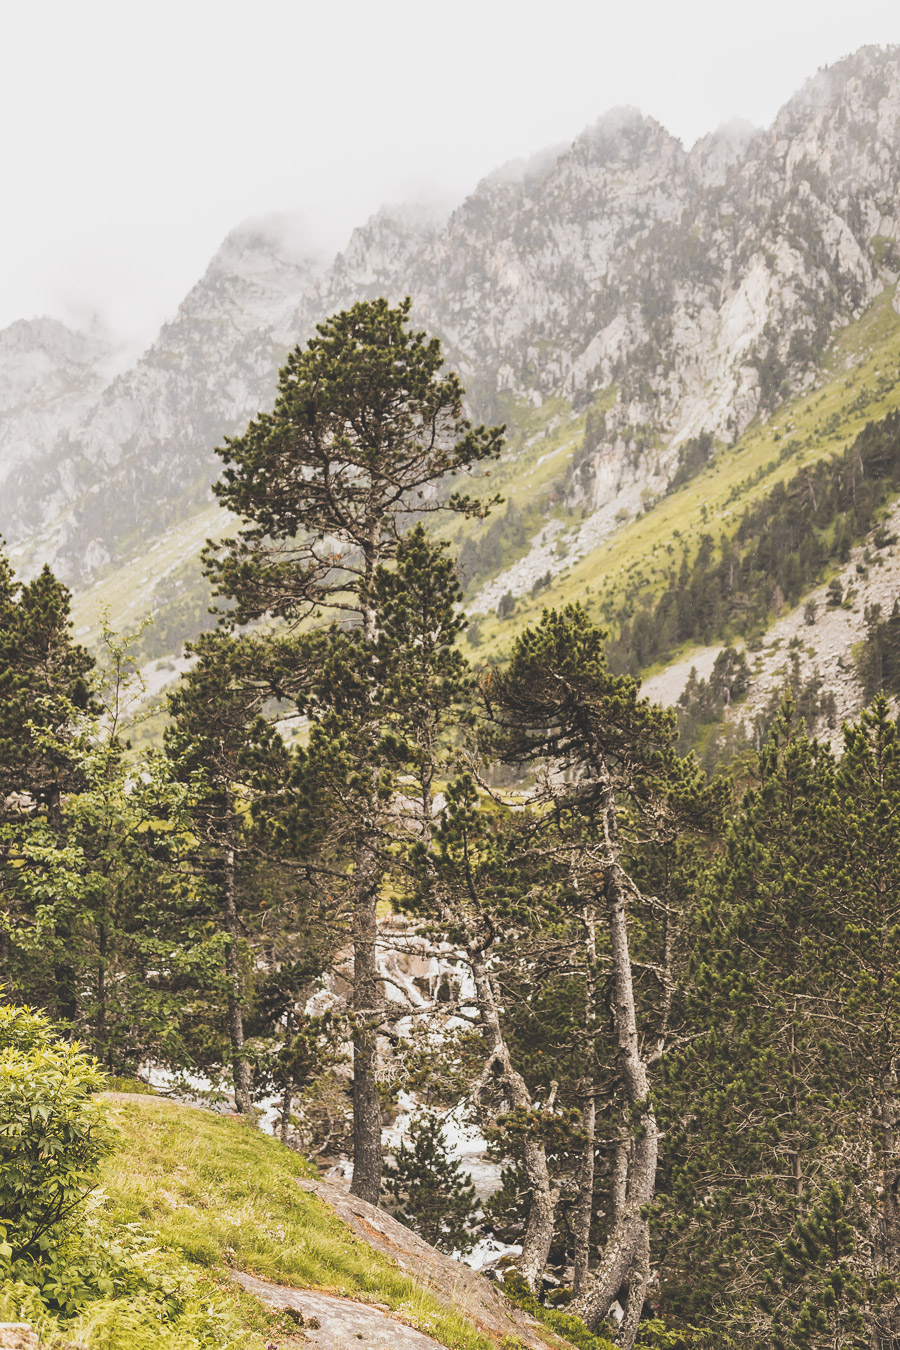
[98,1096,512,1349]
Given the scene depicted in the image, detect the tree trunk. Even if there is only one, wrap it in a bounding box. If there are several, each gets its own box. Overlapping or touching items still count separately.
[277,1009,296,1144]
[571,770,659,1333]
[350,845,383,1204]
[279,1084,292,1144]
[47,783,78,1029]
[469,940,559,1291]
[96,920,107,1068]
[347,541,387,1205]
[618,1226,651,1350]
[611,1129,630,1226]
[223,829,252,1116]
[573,1085,596,1297]
[573,907,599,1297]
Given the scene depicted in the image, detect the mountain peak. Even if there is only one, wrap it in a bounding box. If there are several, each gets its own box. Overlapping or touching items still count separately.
[773,42,900,136]
[574,104,679,162]
[689,118,758,186]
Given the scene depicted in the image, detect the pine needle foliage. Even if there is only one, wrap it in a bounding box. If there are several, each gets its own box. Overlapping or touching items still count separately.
[383,1109,479,1253]
[203,295,504,629]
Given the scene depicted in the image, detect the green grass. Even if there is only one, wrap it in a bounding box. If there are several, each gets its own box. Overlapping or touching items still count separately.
[465,284,900,661]
[65,285,900,688]
[96,1095,522,1349]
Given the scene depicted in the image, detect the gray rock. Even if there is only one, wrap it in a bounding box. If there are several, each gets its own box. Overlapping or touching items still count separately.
[231,1275,447,1349]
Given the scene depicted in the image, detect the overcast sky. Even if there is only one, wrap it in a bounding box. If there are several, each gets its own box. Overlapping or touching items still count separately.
[2,0,897,353]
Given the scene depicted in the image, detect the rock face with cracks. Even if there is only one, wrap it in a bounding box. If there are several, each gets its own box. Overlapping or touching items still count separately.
[231,1275,450,1350]
[4,46,900,595]
[286,1176,558,1349]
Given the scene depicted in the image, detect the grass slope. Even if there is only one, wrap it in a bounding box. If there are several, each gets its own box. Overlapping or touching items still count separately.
[96,1094,523,1350]
[467,285,900,662]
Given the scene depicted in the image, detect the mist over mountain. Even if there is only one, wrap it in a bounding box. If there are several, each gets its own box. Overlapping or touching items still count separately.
[2,44,899,604]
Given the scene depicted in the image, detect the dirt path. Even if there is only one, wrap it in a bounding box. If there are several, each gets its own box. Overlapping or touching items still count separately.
[231,1273,446,1349]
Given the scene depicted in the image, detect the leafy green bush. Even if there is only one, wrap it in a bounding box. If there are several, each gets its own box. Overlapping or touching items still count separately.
[0,1240,262,1348]
[0,1001,113,1309]
[0,1003,261,1343]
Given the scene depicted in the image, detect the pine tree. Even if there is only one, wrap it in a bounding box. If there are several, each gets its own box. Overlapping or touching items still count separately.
[415,775,569,1291]
[202,299,502,1201]
[165,631,289,1114]
[383,1110,479,1253]
[0,616,222,1072]
[0,546,95,1024]
[767,1183,868,1350]
[657,703,838,1341]
[252,526,475,1193]
[479,605,686,1340]
[0,556,95,815]
[657,697,900,1347]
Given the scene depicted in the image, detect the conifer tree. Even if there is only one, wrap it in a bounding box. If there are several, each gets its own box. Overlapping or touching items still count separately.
[658,697,900,1347]
[480,605,687,1340]
[1,612,222,1072]
[0,554,94,817]
[383,1109,479,1253]
[414,776,569,1291]
[254,525,475,1196]
[202,299,502,1201]
[657,705,841,1341]
[0,545,95,1024]
[165,631,289,1114]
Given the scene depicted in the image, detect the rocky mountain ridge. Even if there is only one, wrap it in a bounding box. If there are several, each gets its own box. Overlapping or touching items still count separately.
[2,225,327,575]
[0,317,114,497]
[3,44,900,633]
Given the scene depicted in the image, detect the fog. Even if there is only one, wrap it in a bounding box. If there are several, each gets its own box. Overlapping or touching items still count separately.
[1,0,897,354]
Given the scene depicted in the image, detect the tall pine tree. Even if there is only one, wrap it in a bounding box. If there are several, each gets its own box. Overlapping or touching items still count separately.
[202,298,502,1201]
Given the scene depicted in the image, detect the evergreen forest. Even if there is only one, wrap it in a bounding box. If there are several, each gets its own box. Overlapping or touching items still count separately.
[1,300,899,1350]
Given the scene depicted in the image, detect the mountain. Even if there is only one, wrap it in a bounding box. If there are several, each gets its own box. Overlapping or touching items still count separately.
[2,221,327,579]
[4,44,900,740]
[0,316,114,502]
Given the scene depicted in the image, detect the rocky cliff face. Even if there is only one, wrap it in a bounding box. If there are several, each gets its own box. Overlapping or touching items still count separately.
[0,317,113,495]
[3,45,900,586]
[4,222,326,577]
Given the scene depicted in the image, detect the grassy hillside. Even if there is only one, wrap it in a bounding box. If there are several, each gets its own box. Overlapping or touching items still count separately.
[67,285,900,691]
[1,1092,553,1350]
[465,285,900,660]
[100,1095,500,1348]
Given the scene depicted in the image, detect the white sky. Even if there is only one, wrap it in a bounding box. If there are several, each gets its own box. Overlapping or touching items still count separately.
[1,0,897,353]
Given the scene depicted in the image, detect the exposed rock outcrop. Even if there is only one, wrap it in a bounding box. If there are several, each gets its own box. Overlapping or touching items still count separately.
[292,1176,559,1349]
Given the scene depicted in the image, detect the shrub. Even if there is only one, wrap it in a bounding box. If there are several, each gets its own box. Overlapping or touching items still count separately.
[0,1001,113,1307]
[500,1273,616,1350]
[826,577,844,607]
